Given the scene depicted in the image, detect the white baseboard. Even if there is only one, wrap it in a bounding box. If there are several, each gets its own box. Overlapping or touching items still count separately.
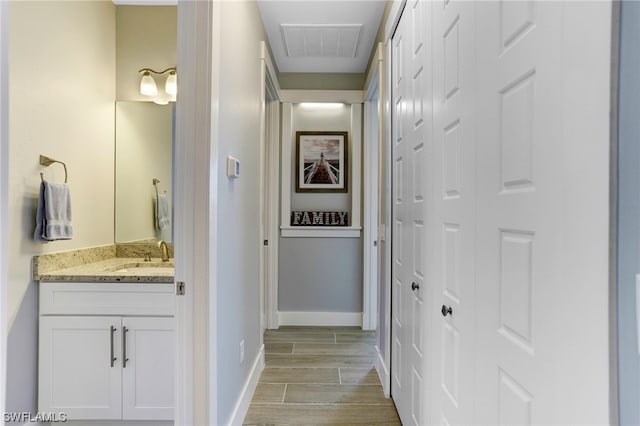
[278,311,363,327]
[62,422,171,425]
[375,344,390,397]
[22,422,169,426]
[362,312,373,331]
[226,345,265,426]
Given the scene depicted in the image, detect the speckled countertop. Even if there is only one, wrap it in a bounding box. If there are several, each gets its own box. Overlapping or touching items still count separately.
[33,244,174,283]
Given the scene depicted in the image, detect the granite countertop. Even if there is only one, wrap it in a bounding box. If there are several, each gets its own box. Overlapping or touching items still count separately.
[33,244,175,284]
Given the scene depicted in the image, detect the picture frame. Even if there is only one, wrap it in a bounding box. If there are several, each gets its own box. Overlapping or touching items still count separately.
[295,131,348,193]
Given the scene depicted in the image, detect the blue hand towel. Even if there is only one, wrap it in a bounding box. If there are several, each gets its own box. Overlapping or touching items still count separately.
[155,193,170,231]
[34,181,73,242]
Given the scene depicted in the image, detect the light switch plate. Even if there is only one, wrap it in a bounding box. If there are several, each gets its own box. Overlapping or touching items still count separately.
[378,225,386,242]
[227,156,240,178]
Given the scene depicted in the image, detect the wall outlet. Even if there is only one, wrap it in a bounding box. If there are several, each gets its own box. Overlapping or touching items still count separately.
[240,340,245,364]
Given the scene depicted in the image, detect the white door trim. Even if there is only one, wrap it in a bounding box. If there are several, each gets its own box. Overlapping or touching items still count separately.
[363,45,383,331]
[366,42,391,395]
[382,3,401,401]
[362,93,377,330]
[259,42,281,330]
[0,0,8,416]
[266,98,280,329]
[175,1,220,424]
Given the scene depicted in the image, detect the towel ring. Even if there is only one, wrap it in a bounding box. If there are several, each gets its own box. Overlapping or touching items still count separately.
[152,178,166,196]
[39,155,68,183]
[153,178,160,198]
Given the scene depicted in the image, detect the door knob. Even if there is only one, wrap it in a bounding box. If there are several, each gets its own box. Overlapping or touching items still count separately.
[411,282,419,291]
[441,305,453,317]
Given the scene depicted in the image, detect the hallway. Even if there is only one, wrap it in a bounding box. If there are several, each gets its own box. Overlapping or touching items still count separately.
[0,0,616,423]
[243,327,401,425]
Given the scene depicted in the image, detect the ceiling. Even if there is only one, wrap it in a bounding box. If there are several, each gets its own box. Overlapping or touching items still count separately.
[257,1,387,74]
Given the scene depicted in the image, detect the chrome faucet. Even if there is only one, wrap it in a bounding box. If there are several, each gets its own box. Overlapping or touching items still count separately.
[157,240,170,262]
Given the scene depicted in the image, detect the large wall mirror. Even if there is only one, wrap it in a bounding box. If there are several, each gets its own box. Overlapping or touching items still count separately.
[115,101,174,243]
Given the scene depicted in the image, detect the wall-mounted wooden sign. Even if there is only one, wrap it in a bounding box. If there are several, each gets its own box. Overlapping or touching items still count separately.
[291,211,349,227]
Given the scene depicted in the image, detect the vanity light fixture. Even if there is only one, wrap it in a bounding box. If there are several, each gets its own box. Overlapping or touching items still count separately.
[139,70,158,96]
[138,67,177,98]
[165,70,177,96]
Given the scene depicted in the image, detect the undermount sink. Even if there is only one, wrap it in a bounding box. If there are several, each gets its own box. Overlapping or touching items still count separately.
[108,261,174,276]
[113,266,174,275]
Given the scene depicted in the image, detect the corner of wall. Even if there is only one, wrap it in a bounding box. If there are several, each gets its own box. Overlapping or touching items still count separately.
[225,346,264,426]
[375,344,390,397]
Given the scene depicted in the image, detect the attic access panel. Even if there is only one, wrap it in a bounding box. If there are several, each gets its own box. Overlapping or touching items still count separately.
[281,24,362,58]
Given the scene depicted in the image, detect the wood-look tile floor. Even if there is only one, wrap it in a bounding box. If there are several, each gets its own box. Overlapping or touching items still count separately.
[243,326,401,425]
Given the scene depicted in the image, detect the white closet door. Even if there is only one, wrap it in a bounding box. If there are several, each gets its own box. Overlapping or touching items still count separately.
[430,1,477,425]
[406,1,432,424]
[391,8,411,423]
[390,1,611,425]
[474,2,611,424]
[391,1,432,424]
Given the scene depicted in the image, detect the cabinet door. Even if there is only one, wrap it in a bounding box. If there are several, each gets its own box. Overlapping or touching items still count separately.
[39,316,122,419]
[122,317,174,420]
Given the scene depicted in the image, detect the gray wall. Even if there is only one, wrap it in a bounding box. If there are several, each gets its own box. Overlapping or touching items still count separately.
[279,73,364,90]
[214,1,268,423]
[617,2,640,423]
[279,238,362,312]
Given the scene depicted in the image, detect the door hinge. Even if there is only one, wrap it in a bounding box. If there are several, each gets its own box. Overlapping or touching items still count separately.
[263,240,269,246]
[176,281,185,296]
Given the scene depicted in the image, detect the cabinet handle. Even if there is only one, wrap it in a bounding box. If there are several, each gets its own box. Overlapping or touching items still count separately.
[122,326,129,368]
[110,326,117,367]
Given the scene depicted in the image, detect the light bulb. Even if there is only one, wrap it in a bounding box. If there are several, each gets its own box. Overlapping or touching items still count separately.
[165,71,177,96]
[140,71,158,96]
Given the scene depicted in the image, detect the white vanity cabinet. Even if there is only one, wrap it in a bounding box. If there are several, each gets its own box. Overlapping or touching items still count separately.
[121,316,174,420]
[38,283,175,421]
[39,316,122,419]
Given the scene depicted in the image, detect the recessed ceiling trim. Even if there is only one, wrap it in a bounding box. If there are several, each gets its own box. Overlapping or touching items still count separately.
[257,0,387,73]
[281,24,362,58]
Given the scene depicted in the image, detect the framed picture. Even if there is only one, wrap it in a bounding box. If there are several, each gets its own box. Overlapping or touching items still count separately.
[295,131,348,192]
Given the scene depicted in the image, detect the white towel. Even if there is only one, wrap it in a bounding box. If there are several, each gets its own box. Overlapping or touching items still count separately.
[34,181,73,242]
[155,193,170,231]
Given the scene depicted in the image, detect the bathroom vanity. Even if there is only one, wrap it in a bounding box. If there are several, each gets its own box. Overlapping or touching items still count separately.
[34,245,175,422]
